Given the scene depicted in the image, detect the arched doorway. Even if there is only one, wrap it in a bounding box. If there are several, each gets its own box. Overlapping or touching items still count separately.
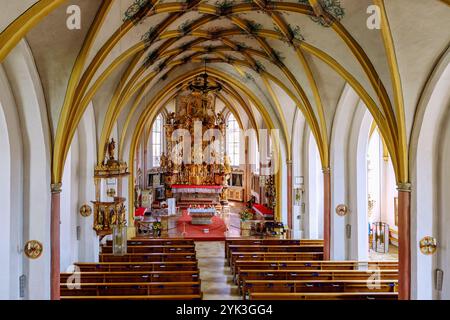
[366,125,398,260]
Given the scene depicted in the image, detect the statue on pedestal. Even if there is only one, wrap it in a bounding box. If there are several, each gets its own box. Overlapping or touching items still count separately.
[107,138,116,161]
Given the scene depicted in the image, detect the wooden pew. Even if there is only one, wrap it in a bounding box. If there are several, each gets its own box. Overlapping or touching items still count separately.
[228,244,323,255]
[242,279,398,299]
[60,281,201,296]
[99,253,196,263]
[101,245,195,254]
[60,271,200,284]
[225,239,323,258]
[107,238,195,246]
[249,292,398,300]
[74,261,198,272]
[61,294,202,300]
[237,269,398,288]
[232,260,398,277]
[230,252,324,270]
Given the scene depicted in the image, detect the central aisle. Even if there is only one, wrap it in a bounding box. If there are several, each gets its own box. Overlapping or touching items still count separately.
[195,241,240,300]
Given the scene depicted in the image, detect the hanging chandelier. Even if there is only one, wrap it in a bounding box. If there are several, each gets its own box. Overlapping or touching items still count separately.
[188,61,222,94]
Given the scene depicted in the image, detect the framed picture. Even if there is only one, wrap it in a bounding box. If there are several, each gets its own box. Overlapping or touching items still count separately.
[156,187,165,200]
[141,190,153,208]
[294,188,303,206]
[147,174,153,188]
[294,176,304,187]
[394,197,398,226]
[153,174,160,187]
[259,176,267,188]
[232,173,243,187]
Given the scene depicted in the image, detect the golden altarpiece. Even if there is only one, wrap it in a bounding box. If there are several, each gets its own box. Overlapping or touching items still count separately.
[159,74,232,204]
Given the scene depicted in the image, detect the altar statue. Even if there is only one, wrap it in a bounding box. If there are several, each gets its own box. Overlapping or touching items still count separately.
[217,111,225,125]
[167,112,175,125]
[107,138,116,161]
[160,153,168,171]
[224,154,232,174]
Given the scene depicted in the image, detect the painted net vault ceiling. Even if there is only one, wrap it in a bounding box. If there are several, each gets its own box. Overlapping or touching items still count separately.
[1,0,449,183]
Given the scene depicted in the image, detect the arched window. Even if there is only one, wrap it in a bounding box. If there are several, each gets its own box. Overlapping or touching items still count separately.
[151,114,163,167]
[226,114,240,166]
[254,144,260,174]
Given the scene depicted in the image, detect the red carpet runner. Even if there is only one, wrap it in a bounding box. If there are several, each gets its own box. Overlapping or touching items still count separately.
[176,210,227,241]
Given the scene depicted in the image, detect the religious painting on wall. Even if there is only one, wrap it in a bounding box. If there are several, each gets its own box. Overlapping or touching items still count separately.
[141,190,153,208]
[148,174,153,188]
[394,197,398,226]
[259,176,267,188]
[232,173,243,187]
[294,188,303,206]
[156,187,166,200]
[153,173,161,187]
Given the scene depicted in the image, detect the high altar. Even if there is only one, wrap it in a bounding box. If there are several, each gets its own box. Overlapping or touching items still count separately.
[159,78,232,213]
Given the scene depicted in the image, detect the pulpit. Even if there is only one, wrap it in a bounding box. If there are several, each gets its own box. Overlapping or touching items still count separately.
[93,139,130,237]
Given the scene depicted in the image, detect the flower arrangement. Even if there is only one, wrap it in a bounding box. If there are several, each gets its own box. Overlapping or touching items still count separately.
[152,221,162,237]
[240,209,254,221]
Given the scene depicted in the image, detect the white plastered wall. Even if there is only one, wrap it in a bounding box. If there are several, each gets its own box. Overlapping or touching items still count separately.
[3,40,52,299]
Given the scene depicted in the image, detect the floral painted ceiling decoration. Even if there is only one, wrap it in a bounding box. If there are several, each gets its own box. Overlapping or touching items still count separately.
[123,0,153,24]
[299,0,345,27]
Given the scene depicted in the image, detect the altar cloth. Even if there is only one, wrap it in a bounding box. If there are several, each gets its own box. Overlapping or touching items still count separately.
[171,185,223,194]
[253,204,274,216]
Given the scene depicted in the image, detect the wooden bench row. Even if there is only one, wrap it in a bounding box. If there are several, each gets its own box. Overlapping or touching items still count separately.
[242,279,398,300]
[75,261,198,272]
[225,239,324,258]
[63,238,203,300]
[249,292,398,300]
[237,269,398,287]
[60,281,201,297]
[227,245,324,264]
[101,245,196,254]
[99,253,197,263]
[232,260,398,277]
[106,238,195,246]
[61,294,202,300]
[230,252,325,269]
[61,271,200,283]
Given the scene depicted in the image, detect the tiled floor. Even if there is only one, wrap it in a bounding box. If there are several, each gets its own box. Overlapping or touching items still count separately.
[195,241,240,300]
[369,245,399,261]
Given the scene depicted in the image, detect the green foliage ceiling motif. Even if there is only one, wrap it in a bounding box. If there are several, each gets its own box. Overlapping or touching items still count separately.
[298,0,345,27]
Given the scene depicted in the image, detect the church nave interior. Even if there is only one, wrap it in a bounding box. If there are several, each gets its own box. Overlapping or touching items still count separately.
[0,0,449,302]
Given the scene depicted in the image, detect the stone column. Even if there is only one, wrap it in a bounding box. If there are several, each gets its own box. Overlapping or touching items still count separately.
[50,183,62,300]
[287,160,293,232]
[323,168,331,260]
[398,183,411,300]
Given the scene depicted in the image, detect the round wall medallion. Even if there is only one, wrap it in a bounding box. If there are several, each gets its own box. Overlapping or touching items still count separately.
[335,204,349,217]
[80,204,92,217]
[24,240,43,259]
[419,236,437,255]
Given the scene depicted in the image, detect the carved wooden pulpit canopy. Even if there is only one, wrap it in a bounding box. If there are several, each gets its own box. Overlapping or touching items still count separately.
[92,139,130,237]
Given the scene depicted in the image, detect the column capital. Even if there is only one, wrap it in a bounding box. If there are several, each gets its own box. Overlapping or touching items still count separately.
[51,183,62,194]
[397,182,412,192]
